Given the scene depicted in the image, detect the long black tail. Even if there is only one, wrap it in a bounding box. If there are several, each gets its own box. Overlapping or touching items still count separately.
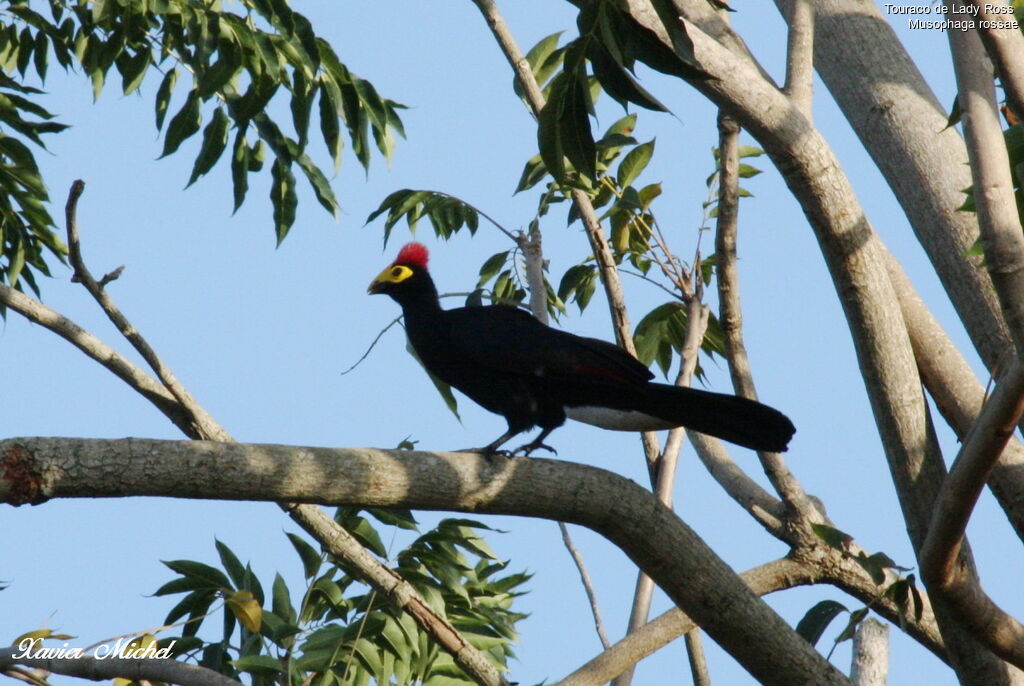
[643,383,796,452]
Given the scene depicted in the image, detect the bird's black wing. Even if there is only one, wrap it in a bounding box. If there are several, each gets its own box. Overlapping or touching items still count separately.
[443,305,653,386]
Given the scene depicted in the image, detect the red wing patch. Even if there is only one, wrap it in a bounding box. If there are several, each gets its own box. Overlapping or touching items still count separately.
[572,364,631,385]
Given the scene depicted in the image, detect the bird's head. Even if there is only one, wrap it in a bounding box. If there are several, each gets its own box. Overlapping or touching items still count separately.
[367,242,436,304]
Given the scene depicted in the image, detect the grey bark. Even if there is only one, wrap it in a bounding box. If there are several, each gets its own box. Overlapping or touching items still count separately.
[0,436,852,686]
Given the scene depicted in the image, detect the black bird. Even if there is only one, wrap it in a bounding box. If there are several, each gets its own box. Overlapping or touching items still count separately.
[368,242,795,455]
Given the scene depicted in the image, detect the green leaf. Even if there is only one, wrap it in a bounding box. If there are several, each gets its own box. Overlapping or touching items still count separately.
[617,139,655,188]
[588,41,669,113]
[810,523,852,551]
[187,108,230,187]
[270,158,297,244]
[407,335,460,421]
[271,572,296,624]
[515,31,563,99]
[231,654,285,674]
[319,78,343,173]
[154,67,178,131]
[294,150,339,217]
[215,539,247,588]
[286,532,323,579]
[161,559,232,590]
[120,49,150,96]
[795,600,848,647]
[230,129,249,213]
[477,250,509,286]
[160,89,201,158]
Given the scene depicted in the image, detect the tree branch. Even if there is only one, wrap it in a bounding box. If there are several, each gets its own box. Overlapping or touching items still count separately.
[969,0,1024,125]
[782,0,814,119]
[948,12,1024,356]
[918,361,1024,669]
[850,619,888,686]
[0,646,238,686]
[17,183,515,686]
[618,6,1013,681]
[713,111,818,530]
[0,436,852,686]
[773,0,1012,376]
[64,181,229,442]
[885,248,1024,542]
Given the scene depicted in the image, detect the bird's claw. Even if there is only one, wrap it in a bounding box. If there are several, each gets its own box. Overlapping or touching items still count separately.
[511,442,557,457]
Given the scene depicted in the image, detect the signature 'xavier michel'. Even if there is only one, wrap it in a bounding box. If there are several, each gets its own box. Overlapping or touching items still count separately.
[369,242,795,456]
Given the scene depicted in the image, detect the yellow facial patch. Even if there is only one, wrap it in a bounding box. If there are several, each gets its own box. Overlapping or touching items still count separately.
[370,264,414,287]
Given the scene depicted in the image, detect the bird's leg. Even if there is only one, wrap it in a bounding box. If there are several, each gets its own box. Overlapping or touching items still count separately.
[454,427,520,456]
[512,427,558,457]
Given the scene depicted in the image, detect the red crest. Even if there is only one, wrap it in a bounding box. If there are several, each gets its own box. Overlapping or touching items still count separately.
[394,242,429,269]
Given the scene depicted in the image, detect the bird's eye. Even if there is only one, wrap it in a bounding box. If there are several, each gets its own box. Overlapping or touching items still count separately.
[391,266,404,278]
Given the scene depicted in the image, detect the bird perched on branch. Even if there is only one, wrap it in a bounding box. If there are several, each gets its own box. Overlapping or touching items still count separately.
[368,242,795,456]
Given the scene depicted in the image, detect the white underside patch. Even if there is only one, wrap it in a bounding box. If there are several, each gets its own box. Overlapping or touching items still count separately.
[565,406,677,431]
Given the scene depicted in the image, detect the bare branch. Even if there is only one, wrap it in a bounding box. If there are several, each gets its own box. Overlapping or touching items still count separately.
[618,8,1012,681]
[850,619,888,686]
[684,632,711,686]
[0,283,196,437]
[970,0,1024,124]
[948,15,1024,355]
[560,522,612,650]
[774,0,1012,375]
[782,0,815,118]
[918,361,1024,669]
[0,646,239,686]
[64,181,230,443]
[885,248,1024,541]
[713,111,817,528]
[0,436,852,686]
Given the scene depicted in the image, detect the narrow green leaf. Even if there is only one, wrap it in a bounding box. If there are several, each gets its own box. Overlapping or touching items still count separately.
[286,532,323,579]
[795,600,848,647]
[187,108,230,187]
[231,655,285,674]
[215,539,247,588]
[120,49,150,96]
[319,78,343,172]
[617,139,655,188]
[160,88,201,158]
[270,158,297,244]
[230,128,249,213]
[154,68,178,131]
[161,559,232,589]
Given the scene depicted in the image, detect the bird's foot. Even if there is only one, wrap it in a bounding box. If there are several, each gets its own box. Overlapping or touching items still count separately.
[511,441,557,457]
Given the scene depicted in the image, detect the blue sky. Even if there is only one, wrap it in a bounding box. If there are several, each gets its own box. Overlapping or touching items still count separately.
[2,3,1020,685]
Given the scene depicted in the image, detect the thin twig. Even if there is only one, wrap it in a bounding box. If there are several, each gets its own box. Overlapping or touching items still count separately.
[560,522,612,650]
[340,314,404,375]
[65,181,230,442]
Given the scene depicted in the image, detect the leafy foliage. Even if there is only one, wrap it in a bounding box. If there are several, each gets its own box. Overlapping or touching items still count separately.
[800,523,924,655]
[0,0,405,290]
[153,512,527,686]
